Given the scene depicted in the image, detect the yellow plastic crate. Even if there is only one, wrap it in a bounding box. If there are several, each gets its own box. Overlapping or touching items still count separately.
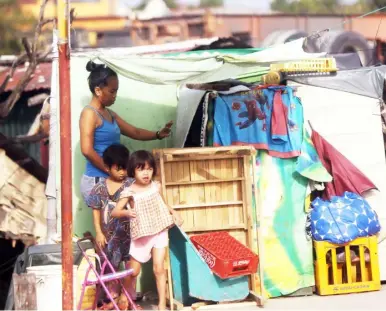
[270,58,337,73]
[314,236,381,296]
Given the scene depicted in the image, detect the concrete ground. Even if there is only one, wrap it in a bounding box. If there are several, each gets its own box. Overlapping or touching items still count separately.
[197,285,385,311]
[258,285,385,310]
[140,285,385,310]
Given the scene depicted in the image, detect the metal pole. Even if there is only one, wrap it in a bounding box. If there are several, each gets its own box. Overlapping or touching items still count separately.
[57,1,73,310]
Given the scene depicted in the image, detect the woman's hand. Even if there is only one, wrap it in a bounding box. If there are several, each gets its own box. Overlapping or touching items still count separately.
[158,120,173,139]
[96,232,107,249]
[125,209,137,218]
[172,210,183,226]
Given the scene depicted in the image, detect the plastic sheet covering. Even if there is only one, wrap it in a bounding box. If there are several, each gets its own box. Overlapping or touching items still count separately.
[327,52,362,70]
[87,38,323,85]
[290,65,386,99]
[292,84,386,280]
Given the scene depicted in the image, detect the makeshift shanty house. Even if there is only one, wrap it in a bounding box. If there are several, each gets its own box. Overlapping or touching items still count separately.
[175,65,386,298]
[0,133,48,309]
[0,62,51,166]
[0,132,48,240]
[46,37,385,308]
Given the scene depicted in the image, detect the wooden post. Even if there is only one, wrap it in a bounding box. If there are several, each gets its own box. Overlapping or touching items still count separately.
[159,150,175,311]
[57,1,74,310]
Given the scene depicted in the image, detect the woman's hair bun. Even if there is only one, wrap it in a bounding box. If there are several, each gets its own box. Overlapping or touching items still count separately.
[86,60,103,72]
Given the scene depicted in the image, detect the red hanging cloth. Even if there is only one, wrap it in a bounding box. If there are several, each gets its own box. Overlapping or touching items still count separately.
[311,129,377,200]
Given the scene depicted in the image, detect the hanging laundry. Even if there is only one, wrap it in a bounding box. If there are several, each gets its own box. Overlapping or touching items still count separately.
[206,97,215,147]
[297,128,332,184]
[253,135,331,297]
[310,192,381,244]
[311,129,377,200]
[213,85,303,158]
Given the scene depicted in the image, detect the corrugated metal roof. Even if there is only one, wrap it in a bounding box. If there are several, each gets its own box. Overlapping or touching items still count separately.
[0,63,51,92]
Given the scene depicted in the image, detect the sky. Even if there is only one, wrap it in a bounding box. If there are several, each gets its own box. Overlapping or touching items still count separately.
[120,0,358,13]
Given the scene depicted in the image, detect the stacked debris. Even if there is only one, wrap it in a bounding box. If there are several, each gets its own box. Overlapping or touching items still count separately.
[0,134,47,244]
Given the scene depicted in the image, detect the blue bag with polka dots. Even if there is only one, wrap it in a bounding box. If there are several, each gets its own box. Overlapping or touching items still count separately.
[310,191,381,244]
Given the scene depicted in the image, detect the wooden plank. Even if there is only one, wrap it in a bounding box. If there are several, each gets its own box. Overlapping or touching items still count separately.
[13,273,37,310]
[223,159,232,229]
[156,146,263,308]
[165,178,244,186]
[159,150,167,198]
[172,299,185,311]
[166,294,184,311]
[206,159,216,232]
[189,160,207,233]
[172,201,243,209]
[215,158,224,228]
[243,155,256,293]
[248,290,265,307]
[159,146,256,156]
[251,155,265,301]
[164,155,248,162]
[178,161,193,229]
[159,151,175,311]
[241,156,249,231]
[188,160,199,230]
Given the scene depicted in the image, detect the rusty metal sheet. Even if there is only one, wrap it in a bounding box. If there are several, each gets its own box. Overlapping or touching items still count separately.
[13,273,37,310]
[0,63,51,93]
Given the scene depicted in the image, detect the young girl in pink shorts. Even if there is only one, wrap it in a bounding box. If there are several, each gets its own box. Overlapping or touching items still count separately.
[112,150,183,310]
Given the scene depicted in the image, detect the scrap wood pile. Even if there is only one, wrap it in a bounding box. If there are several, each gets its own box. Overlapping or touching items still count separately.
[0,135,47,245]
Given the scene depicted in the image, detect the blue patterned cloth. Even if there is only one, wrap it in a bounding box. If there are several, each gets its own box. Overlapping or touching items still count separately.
[310,192,381,244]
[213,86,303,158]
[86,178,134,268]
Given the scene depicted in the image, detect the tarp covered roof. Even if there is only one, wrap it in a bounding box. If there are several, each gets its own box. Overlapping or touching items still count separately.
[84,38,325,85]
[290,65,386,99]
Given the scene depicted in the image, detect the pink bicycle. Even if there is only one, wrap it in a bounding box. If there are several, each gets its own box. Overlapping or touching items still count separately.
[76,236,137,311]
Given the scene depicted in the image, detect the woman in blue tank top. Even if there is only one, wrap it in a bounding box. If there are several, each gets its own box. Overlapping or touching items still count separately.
[79,61,172,202]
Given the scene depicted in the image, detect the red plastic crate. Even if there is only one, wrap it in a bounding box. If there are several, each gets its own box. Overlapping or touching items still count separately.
[190,231,259,279]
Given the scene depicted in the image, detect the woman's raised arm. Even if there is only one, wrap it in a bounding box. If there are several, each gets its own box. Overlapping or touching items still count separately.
[112,111,172,141]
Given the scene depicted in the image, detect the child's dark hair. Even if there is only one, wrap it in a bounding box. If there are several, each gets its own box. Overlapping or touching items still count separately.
[86,60,118,95]
[102,144,130,170]
[128,150,157,178]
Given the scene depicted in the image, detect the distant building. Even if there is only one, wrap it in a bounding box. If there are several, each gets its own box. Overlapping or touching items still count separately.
[18,0,131,48]
[17,1,386,64]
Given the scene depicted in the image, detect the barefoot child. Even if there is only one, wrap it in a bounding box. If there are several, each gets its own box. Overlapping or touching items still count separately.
[112,150,183,310]
[86,144,133,308]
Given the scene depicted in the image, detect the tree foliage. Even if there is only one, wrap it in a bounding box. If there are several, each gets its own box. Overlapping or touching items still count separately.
[0,0,36,55]
[136,0,178,10]
[368,0,386,9]
[271,0,374,14]
[199,0,224,8]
